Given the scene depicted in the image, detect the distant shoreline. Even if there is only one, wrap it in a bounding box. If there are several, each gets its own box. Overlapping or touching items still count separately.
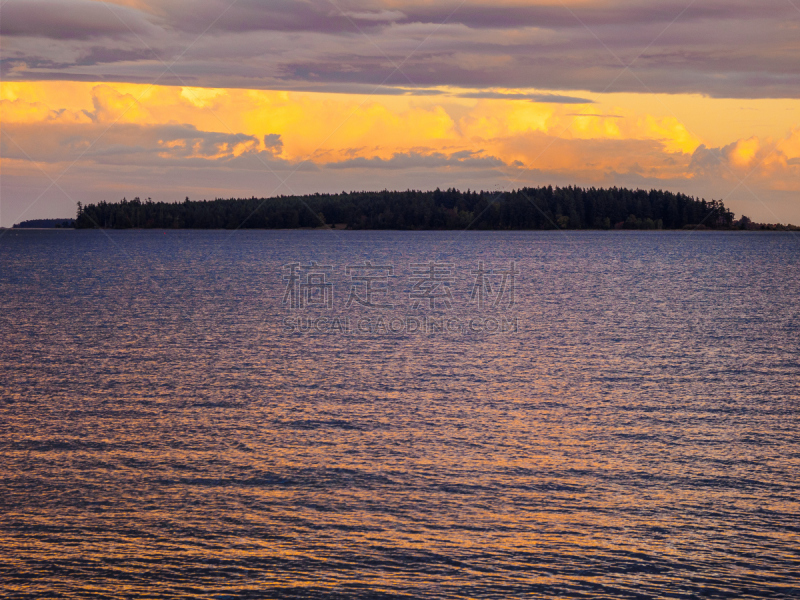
[10,218,75,230]
[8,227,800,233]
[15,187,800,231]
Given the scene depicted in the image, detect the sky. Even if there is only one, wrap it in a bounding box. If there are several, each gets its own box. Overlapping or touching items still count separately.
[1,0,800,226]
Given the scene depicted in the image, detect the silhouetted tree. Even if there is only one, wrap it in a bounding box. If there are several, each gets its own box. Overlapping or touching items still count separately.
[74,187,772,231]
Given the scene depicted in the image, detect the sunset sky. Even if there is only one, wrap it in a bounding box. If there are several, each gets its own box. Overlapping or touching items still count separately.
[2,0,800,226]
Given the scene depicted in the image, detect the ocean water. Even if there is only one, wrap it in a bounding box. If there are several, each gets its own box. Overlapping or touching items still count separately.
[1,229,798,598]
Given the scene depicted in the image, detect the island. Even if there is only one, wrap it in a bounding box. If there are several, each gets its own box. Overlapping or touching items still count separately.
[68,187,799,231]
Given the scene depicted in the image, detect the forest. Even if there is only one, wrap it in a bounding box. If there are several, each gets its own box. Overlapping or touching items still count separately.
[72,186,786,230]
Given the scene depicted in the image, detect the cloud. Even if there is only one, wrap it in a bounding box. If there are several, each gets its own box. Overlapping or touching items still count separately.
[263,134,284,153]
[457,91,593,104]
[137,0,398,35]
[344,10,407,22]
[0,80,758,178]
[1,0,799,98]
[1,121,261,164]
[689,129,800,190]
[326,150,507,169]
[567,113,623,118]
[0,0,154,40]
[107,0,773,36]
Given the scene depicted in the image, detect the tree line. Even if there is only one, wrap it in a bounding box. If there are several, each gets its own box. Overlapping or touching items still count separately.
[73,186,784,230]
[13,218,75,228]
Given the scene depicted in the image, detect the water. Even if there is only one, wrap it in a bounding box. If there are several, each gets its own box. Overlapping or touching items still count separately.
[1,229,799,598]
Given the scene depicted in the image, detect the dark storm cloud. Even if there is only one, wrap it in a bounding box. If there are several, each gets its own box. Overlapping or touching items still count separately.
[2,0,799,98]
